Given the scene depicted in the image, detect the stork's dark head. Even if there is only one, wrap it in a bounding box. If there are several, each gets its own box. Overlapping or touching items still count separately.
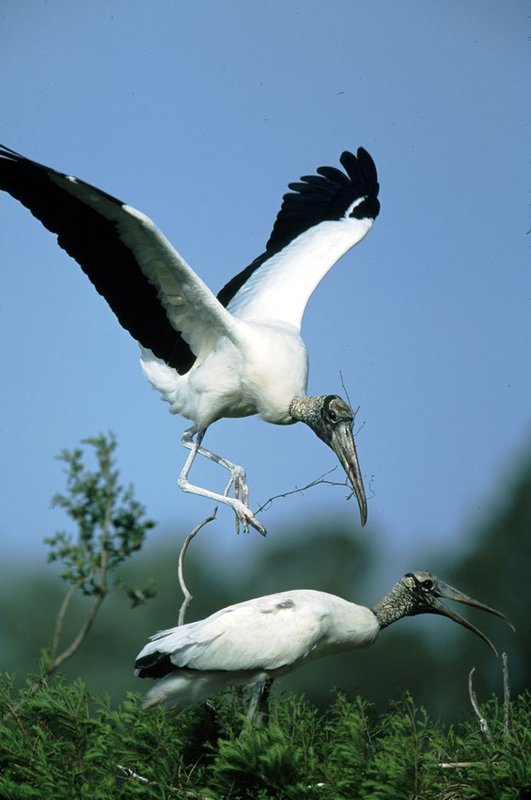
[289,394,367,526]
[374,570,514,655]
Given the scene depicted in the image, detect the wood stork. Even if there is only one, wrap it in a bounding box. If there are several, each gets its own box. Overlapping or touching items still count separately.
[135,571,511,713]
[0,144,380,535]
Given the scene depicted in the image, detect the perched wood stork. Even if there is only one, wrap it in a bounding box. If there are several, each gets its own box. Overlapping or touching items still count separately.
[0,144,380,535]
[135,571,511,713]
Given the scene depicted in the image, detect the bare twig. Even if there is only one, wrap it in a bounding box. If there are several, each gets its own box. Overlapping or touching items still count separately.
[339,370,353,410]
[502,652,511,738]
[115,764,216,798]
[254,468,347,514]
[178,508,218,626]
[49,579,83,665]
[51,592,107,671]
[468,667,493,743]
[116,764,150,783]
[339,370,365,437]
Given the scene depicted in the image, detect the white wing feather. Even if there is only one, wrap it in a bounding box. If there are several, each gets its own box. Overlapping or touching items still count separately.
[49,172,241,360]
[118,206,241,359]
[137,590,377,673]
[138,595,318,672]
[228,216,374,330]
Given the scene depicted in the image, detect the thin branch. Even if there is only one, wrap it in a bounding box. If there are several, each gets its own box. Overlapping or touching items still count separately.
[254,468,346,515]
[8,585,106,709]
[339,369,353,412]
[502,652,511,738]
[115,764,216,798]
[178,508,218,626]
[468,667,493,743]
[48,475,114,674]
[339,370,365,437]
[3,700,28,732]
[51,592,106,671]
[116,764,150,783]
[49,579,84,666]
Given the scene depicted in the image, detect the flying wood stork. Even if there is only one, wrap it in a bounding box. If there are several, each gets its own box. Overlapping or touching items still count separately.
[0,144,380,535]
[135,571,512,713]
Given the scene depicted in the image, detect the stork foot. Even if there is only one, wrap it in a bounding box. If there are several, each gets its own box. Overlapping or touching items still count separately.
[224,465,250,507]
[224,466,266,535]
[245,676,272,725]
[231,498,267,537]
[180,427,266,536]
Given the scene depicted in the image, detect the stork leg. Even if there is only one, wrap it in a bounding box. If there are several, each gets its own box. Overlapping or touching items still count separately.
[246,676,273,724]
[178,428,266,536]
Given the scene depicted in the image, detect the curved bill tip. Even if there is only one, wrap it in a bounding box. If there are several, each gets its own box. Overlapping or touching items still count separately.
[329,422,367,527]
[432,579,515,657]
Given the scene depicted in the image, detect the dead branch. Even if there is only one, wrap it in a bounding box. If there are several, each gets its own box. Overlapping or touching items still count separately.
[115,764,216,798]
[502,652,511,738]
[468,667,493,743]
[177,508,218,626]
[254,467,351,515]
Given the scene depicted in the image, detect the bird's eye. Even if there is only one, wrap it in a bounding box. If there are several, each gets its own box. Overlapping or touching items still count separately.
[321,403,339,423]
[422,579,434,590]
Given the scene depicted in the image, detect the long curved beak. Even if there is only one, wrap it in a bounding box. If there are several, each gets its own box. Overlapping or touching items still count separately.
[426,579,515,657]
[329,421,367,527]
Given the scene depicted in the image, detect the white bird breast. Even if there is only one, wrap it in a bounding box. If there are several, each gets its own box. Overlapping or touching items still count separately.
[140,320,308,427]
[235,320,309,424]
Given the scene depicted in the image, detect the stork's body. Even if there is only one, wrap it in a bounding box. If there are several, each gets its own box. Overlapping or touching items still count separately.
[0,145,380,533]
[136,588,379,711]
[142,317,307,428]
[135,572,511,713]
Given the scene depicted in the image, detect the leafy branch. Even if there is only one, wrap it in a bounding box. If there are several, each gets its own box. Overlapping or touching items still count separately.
[41,433,156,678]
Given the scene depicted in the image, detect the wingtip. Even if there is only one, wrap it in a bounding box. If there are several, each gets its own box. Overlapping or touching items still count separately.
[339,147,379,196]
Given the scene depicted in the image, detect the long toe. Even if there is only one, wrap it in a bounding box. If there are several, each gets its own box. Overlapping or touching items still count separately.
[225,466,249,506]
[232,499,267,537]
[248,515,267,537]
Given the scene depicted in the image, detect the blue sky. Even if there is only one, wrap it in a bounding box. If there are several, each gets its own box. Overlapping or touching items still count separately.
[0,1,529,583]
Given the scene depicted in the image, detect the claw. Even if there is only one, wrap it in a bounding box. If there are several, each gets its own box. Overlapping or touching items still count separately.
[180,427,266,536]
[231,498,267,536]
[223,466,265,535]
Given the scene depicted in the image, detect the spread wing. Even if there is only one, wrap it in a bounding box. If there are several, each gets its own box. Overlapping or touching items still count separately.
[0,145,240,374]
[1,145,380,368]
[219,148,380,330]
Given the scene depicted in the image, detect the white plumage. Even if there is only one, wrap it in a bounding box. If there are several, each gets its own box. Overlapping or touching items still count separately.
[136,589,379,710]
[0,145,380,534]
[135,572,510,713]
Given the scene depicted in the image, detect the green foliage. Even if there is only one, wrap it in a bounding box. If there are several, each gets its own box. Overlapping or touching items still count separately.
[0,676,530,799]
[45,433,155,602]
[356,696,440,799]
[35,434,157,680]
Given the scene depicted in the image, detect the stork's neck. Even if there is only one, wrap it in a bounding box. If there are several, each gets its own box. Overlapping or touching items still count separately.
[288,395,325,424]
[372,579,414,629]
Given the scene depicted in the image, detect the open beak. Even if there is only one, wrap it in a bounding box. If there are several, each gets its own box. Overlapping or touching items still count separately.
[328,421,367,527]
[423,579,515,656]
